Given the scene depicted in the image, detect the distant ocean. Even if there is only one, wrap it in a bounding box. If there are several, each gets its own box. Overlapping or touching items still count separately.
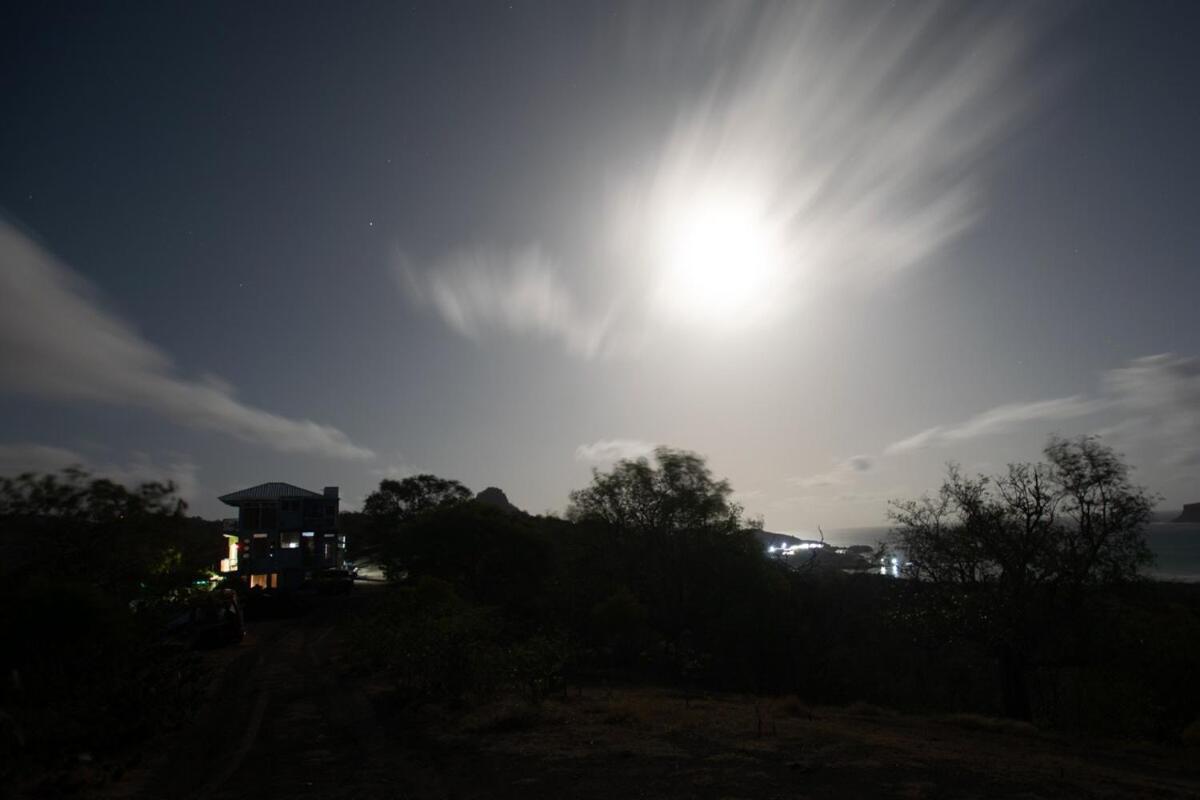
[787,523,1200,583]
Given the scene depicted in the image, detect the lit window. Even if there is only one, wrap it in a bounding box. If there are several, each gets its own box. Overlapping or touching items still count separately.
[249,574,268,589]
[281,531,300,549]
[220,535,239,572]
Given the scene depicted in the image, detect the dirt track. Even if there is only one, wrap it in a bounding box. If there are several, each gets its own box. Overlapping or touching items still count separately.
[128,587,425,799]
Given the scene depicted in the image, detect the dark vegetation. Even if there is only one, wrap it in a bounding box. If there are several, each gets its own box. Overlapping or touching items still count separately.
[0,470,218,787]
[2,438,1199,792]
[352,440,1200,743]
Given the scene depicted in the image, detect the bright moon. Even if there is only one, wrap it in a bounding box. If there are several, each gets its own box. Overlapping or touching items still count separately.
[654,191,782,326]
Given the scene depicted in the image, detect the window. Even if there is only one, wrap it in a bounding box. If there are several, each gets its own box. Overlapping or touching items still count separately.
[281,531,300,549]
[219,536,239,573]
[249,574,268,589]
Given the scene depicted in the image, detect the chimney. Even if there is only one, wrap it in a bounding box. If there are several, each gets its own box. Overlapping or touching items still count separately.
[323,486,339,498]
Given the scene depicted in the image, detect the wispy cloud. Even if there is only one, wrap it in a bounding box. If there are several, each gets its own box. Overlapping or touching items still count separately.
[0,442,201,504]
[401,247,615,359]
[885,396,1102,454]
[574,439,657,464]
[791,455,874,488]
[0,221,373,460]
[633,2,1045,288]
[404,3,1048,357]
[1099,354,1200,466]
[883,353,1200,469]
[369,457,423,481]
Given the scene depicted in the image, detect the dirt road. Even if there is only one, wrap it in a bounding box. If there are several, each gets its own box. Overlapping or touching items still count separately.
[131,588,419,800]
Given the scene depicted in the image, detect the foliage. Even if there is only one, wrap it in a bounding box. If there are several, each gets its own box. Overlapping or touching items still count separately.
[363,474,472,528]
[380,502,554,615]
[0,468,206,603]
[0,470,210,780]
[887,436,1157,720]
[362,474,473,577]
[1,580,207,768]
[567,447,743,537]
[351,578,568,705]
[890,435,1154,587]
[352,578,505,703]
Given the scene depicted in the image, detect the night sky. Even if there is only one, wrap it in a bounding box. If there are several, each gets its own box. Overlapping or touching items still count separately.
[3,1,1199,527]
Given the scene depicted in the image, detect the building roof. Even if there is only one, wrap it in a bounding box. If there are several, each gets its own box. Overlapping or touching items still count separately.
[218,482,325,506]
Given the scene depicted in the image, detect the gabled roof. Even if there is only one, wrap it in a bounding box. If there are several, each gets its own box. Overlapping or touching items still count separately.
[218,482,324,507]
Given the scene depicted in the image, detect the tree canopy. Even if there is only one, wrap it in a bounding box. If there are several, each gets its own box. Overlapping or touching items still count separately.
[363,473,473,528]
[566,446,744,536]
[889,435,1155,589]
[887,435,1156,720]
[0,468,201,602]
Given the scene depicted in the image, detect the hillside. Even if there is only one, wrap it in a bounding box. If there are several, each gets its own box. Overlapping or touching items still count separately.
[1173,503,1200,523]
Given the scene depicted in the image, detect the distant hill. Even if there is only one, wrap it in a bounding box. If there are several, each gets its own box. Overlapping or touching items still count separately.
[1172,503,1200,523]
[475,486,520,514]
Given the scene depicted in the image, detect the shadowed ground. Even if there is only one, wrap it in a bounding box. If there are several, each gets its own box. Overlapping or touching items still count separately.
[108,586,1200,800]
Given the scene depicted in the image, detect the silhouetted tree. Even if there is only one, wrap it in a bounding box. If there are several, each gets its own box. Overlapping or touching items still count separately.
[565,448,784,684]
[0,468,199,602]
[0,470,206,773]
[364,474,473,525]
[363,474,472,574]
[386,502,553,617]
[566,447,743,536]
[889,436,1155,720]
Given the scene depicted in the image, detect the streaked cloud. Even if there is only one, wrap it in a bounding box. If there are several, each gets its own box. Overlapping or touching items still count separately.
[401,247,615,358]
[633,1,1043,288]
[574,438,657,464]
[884,353,1200,468]
[369,458,423,481]
[1099,353,1200,466]
[885,396,1102,454]
[0,221,373,460]
[404,2,1047,357]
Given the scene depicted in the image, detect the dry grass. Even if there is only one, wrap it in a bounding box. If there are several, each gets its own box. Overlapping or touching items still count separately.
[395,686,1200,799]
[600,692,659,728]
[843,700,896,718]
[776,695,815,719]
[458,699,547,734]
[938,712,1039,736]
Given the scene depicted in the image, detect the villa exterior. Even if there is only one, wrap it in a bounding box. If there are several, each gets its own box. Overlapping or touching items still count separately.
[218,482,344,590]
